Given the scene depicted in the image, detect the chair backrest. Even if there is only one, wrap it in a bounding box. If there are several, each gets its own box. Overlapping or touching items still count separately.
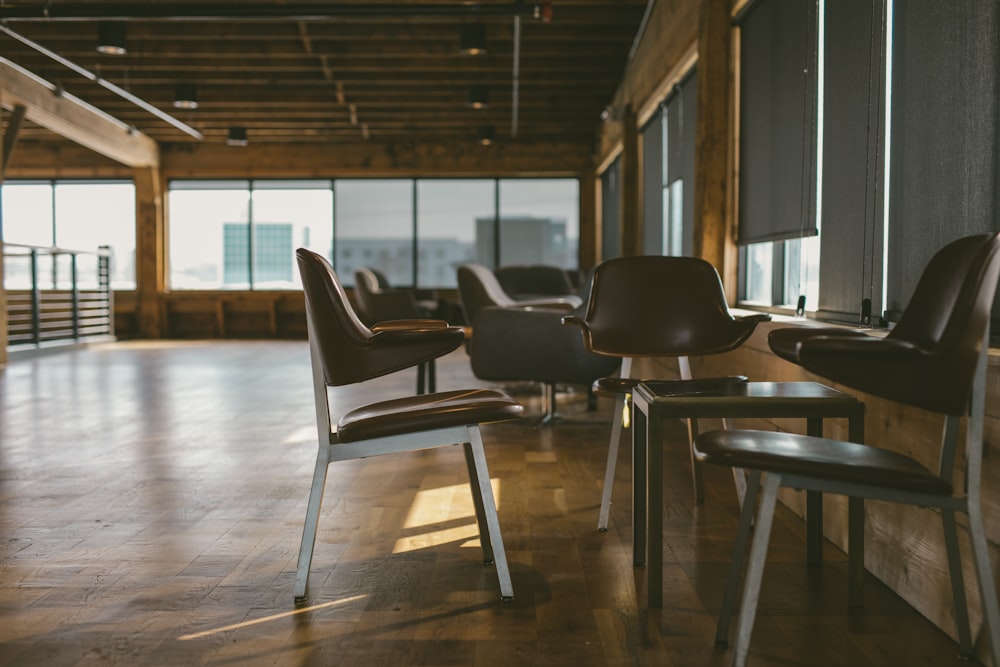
[808,232,1000,416]
[457,264,519,323]
[577,255,758,357]
[352,267,383,324]
[298,248,460,386]
[369,267,392,289]
[494,265,575,299]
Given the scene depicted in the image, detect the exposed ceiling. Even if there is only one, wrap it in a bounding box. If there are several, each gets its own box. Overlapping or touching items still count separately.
[0,1,650,152]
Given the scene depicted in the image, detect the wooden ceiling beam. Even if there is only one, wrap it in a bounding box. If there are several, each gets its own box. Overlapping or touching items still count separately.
[0,59,158,167]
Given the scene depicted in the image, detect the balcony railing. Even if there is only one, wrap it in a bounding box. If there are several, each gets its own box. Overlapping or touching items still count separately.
[4,243,114,347]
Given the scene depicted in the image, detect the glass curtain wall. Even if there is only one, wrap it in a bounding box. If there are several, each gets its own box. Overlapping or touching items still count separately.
[168,178,580,290]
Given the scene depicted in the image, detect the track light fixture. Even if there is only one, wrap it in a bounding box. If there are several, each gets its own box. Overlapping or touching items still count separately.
[459,23,487,55]
[477,125,495,146]
[467,85,489,109]
[173,84,198,110]
[96,21,127,55]
[226,126,249,146]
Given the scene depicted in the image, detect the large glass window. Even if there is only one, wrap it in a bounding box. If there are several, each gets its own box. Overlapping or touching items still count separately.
[168,178,579,291]
[169,180,330,290]
[1,180,136,289]
[737,0,822,312]
[334,180,413,288]
[498,179,579,269]
[416,179,493,287]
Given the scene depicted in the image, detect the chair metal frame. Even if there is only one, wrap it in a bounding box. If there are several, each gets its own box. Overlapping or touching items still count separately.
[710,336,999,667]
[294,249,518,602]
[697,232,1000,667]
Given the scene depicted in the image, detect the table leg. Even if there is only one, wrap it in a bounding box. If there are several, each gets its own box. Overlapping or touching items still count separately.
[806,417,823,565]
[632,404,647,566]
[646,409,664,607]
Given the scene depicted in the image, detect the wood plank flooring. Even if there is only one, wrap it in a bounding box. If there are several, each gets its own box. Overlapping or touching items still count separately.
[0,341,982,666]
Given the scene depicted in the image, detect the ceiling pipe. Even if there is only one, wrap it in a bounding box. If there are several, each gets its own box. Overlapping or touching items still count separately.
[0,24,204,139]
[0,2,536,21]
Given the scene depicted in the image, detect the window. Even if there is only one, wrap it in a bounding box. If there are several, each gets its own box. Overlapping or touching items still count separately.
[169,180,330,290]
[738,0,999,329]
[600,157,622,261]
[1,180,136,289]
[737,0,821,311]
[498,179,579,269]
[334,180,413,288]
[168,178,580,290]
[416,179,493,287]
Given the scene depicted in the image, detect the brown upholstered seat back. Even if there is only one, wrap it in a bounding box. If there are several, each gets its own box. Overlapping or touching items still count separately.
[297,248,463,386]
[794,233,1000,415]
[456,263,518,323]
[574,255,763,357]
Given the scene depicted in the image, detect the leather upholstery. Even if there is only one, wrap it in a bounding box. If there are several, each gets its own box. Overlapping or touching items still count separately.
[456,262,617,388]
[457,263,582,326]
[297,248,465,386]
[696,429,952,495]
[354,267,435,326]
[563,255,770,358]
[494,264,576,301]
[770,233,1000,415]
[336,388,525,443]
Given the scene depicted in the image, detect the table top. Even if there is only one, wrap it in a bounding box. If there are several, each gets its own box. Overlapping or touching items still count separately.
[634,380,863,416]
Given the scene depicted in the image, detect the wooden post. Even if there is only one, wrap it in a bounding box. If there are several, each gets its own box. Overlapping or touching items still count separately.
[621,104,641,257]
[134,167,165,338]
[693,0,733,284]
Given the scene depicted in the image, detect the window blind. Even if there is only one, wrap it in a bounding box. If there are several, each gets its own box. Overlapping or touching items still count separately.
[737,0,819,245]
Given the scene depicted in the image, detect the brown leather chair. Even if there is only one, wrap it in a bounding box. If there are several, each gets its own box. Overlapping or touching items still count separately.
[354,266,437,394]
[562,255,769,529]
[694,232,1000,667]
[294,248,523,602]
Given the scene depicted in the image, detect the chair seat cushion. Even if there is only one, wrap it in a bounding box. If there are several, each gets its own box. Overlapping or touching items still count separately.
[336,388,524,443]
[593,375,748,396]
[694,429,952,496]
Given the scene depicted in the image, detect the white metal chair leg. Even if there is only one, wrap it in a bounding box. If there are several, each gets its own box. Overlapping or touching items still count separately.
[941,509,973,656]
[597,393,625,531]
[294,449,331,600]
[731,473,781,667]
[715,470,761,647]
[463,441,494,564]
[967,502,1000,667]
[465,426,514,600]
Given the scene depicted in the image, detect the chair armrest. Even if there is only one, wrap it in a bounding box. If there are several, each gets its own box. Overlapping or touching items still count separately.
[736,313,772,325]
[768,326,871,363]
[369,325,465,343]
[560,314,589,329]
[371,319,451,332]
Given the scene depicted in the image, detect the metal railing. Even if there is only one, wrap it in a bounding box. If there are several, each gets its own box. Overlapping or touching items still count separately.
[3,243,114,347]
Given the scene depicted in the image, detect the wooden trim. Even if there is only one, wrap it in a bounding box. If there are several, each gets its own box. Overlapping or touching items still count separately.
[594,141,623,177]
[635,41,699,128]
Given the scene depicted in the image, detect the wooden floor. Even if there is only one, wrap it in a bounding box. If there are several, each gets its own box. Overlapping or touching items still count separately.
[0,341,982,666]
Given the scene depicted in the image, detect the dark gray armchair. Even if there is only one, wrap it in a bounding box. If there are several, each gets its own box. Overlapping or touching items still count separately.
[457,263,619,423]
